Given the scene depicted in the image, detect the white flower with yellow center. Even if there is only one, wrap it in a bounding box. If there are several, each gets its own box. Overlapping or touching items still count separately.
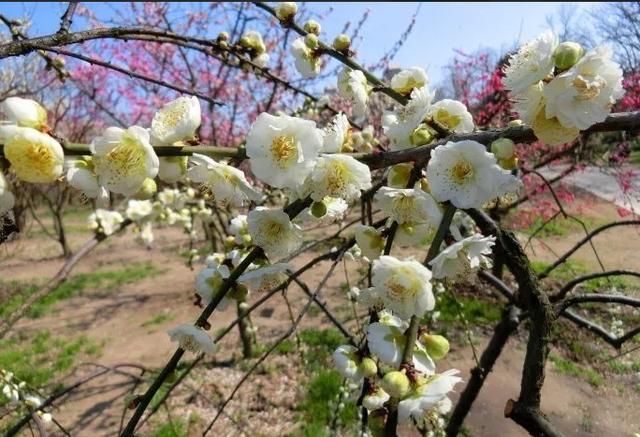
[247,207,302,259]
[426,140,522,209]
[383,86,434,150]
[125,199,153,221]
[246,113,323,190]
[196,259,231,309]
[427,99,474,134]
[291,37,321,78]
[391,67,429,96]
[372,256,435,319]
[322,113,351,153]
[229,214,249,244]
[87,209,124,236]
[397,369,462,425]
[0,172,15,214]
[150,96,201,146]
[0,97,48,129]
[503,31,558,94]
[167,324,216,355]
[374,187,442,226]
[0,125,64,183]
[429,234,495,279]
[91,126,159,195]
[158,156,188,183]
[309,154,372,201]
[238,263,290,293]
[332,345,363,381]
[355,224,384,261]
[544,45,624,130]
[366,313,436,373]
[188,154,261,206]
[338,67,371,118]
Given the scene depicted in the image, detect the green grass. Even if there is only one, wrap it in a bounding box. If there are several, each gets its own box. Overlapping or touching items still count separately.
[145,419,188,437]
[434,293,502,327]
[531,259,589,282]
[549,354,604,386]
[142,311,175,328]
[0,262,160,319]
[0,330,101,396]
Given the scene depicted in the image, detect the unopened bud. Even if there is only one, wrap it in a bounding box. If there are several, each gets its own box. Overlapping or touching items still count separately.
[242,234,252,245]
[421,334,450,360]
[310,200,327,218]
[333,34,351,52]
[303,20,321,35]
[305,33,319,50]
[358,357,378,377]
[217,31,230,42]
[410,124,437,147]
[133,178,157,200]
[490,138,516,160]
[380,370,410,398]
[553,42,584,71]
[275,2,298,22]
[499,156,519,170]
[387,163,413,188]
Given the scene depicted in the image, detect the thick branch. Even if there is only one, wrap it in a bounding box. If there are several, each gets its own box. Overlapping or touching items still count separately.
[551,270,640,301]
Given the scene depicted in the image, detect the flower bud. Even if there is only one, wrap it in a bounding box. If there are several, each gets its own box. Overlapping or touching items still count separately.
[508,119,523,127]
[358,357,378,377]
[310,200,327,218]
[132,178,157,200]
[499,156,518,170]
[387,163,413,188]
[303,20,321,35]
[421,333,450,360]
[53,57,66,69]
[275,2,298,22]
[490,138,515,160]
[553,42,584,71]
[333,34,351,52]
[410,124,437,147]
[305,33,319,50]
[217,31,230,42]
[242,233,253,245]
[380,370,410,398]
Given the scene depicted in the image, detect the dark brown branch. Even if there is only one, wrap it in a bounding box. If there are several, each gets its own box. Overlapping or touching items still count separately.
[551,270,640,301]
[561,309,640,349]
[58,2,78,34]
[557,293,640,313]
[478,270,515,302]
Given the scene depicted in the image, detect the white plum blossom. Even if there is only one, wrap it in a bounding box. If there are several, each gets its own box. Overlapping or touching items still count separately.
[366,315,436,374]
[355,224,384,261]
[371,256,435,319]
[188,154,261,206]
[136,221,154,248]
[238,263,291,293]
[247,207,302,259]
[503,31,558,94]
[383,86,434,150]
[253,52,270,68]
[196,259,231,309]
[0,125,64,183]
[291,37,320,78]
[91,126,159,195]
[66,158,106,200]
[309,154,372,201]
[2,383,19,403]
[0,172,15,214]
[397,369,463,424]
[88,209,124,236]
[363,386,390,411]
[245,113,323,190]
[321,113,351,153]
[158,156,188,183]
[229,214,249,244]
[544,45,624,130]
[167,324,216,355]
[24,395,43,408]
[338,67,370,118]
[512,82,544,124]
[332,345,363,381]
[430,234,495,279]
[426,140,522,209]
[395,222,434,247]
[150,96,201,146]
[374,187,442,226]
[427,99,474,134]
[0,97,47,129]
[390,67,429,96]
[125,199,154,221]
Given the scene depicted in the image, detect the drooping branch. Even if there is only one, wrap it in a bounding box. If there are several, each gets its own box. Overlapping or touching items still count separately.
[551,270,640,301]
[557,293,640,313]
[561,309,640,349]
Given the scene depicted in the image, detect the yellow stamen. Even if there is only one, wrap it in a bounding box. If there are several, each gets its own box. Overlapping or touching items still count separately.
[451,161,474,184]
[270,135,298,168]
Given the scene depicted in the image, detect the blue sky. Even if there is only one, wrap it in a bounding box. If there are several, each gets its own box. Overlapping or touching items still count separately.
[2,2,598,86]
